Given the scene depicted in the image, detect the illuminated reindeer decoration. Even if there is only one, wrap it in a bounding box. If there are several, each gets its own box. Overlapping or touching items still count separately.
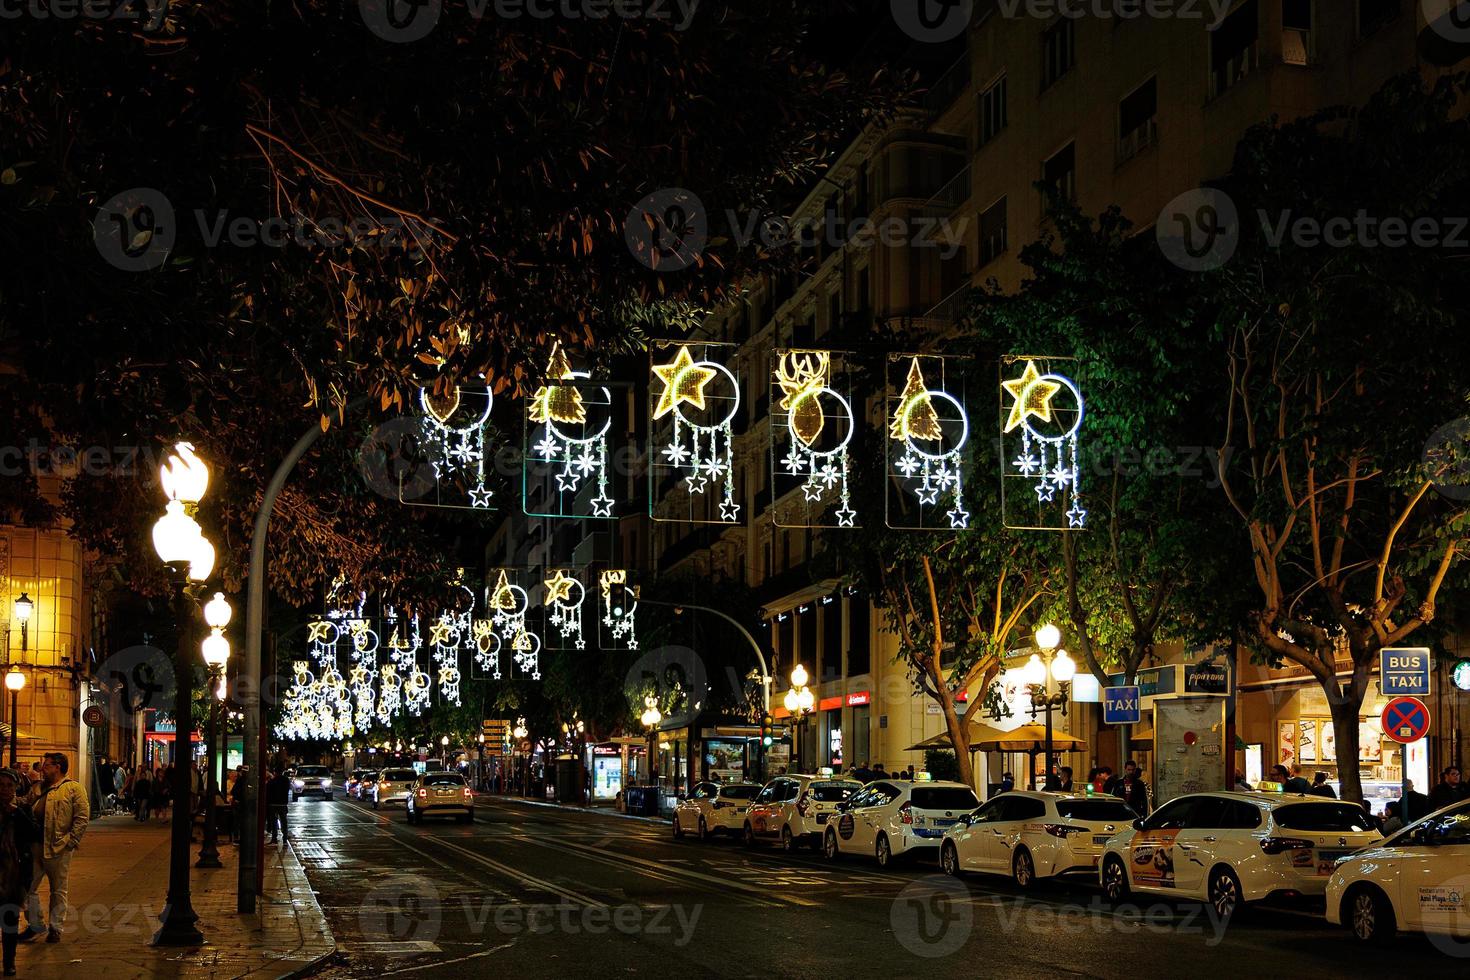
[773,349,857,527]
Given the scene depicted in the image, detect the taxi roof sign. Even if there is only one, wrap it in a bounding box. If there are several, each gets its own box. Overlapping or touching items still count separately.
[1257,780,1284,793]
[913,771,934,781]
[816,767,834,777]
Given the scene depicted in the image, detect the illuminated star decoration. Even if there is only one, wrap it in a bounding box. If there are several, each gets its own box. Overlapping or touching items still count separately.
[543,569,587,651]
[651,343,739,523]
[415,384,495,510]
[428,612,464,706]
[525,345,615,519]
[599,569,640,651]
[1002,358,1086,530]
[890,355,970,529]
[773,350,858,528]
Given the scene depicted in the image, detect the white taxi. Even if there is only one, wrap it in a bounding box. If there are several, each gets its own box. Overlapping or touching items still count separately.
[822,778,980,868]
[371,767,420,810]
[940,790,1139,889]
[1099,791,1382,921]
[741,773,862,852]
[1326,797,1470,944]
[672,782,761,841]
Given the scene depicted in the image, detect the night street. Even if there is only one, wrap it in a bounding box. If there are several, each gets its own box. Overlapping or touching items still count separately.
[295,795,1452,978]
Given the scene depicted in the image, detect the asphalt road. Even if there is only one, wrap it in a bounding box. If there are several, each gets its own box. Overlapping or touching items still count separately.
[290,794,1458,979]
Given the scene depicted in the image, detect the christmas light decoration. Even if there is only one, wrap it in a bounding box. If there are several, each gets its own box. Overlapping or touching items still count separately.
[1000,356,1086,530]
[650,341,741,524]
[524,344,616,519]
[771,349,858,528]
[888,354,971,529]
[543,568,587,650]
[487,569,542,679]
[408,384,496,510]
[599,569,639,651]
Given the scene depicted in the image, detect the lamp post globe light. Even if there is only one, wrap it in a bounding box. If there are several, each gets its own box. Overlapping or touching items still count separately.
[151,441,214,947]
[784,663,815,773]
[4,666,24,768]
[197,592,232,870]
[1025,624,1074,791]
[12,593,32,655]
[640,697,662,789]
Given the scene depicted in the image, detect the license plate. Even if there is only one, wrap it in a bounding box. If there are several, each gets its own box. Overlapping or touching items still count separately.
[932,818,956,828]
[816,813,829,824]
[1315,851,1346,874]
[1092,835,1111,845]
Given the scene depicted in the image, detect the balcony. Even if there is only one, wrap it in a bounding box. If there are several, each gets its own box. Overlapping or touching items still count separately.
[1116,118,1158,166]
[923,55,971,119]
[658,526,722,573]
[919,164,971,219]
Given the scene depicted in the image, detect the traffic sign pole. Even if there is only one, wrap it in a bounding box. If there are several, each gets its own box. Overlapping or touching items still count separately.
[1382,696,1432,823]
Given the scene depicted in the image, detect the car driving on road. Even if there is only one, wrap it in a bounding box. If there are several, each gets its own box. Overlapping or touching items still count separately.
[372,768,419,810]
[406,770,475,824]
[673,782,760,840]
[1099,791,1383,921]
[822,778,979,868]
[940,790,1138,888]
[292,765,333,802]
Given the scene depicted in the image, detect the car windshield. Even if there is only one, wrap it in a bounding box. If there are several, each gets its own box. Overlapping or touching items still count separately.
[423,774,465,787]
[910,787,979,811]
[1056,799,1137,821]
[1273,803,1377,832]
[382,769,417,782]
[720,785,759,800]
[297,766,329,777]
[809,782,858,802]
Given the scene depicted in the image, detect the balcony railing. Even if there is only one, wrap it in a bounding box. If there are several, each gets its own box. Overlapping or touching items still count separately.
[923,55,971,118]
[919,164,971,218]
[1116,118,1158,166]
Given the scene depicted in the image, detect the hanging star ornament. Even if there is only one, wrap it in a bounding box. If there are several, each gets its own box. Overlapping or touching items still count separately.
[544,570,577,606]
[652,346,717,419]
[1002,359,1062,433]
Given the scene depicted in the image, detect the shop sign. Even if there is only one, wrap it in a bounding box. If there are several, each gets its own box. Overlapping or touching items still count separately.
[1106,665,1175,700]
[1183,662,1231,695]
[818,695,844,711]
[845,691,871,707]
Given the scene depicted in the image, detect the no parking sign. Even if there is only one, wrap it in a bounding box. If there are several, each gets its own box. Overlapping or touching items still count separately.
[1381,696,1431,744]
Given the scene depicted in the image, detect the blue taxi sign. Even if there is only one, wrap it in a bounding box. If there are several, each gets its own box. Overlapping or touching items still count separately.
[1103,686,1141,725]
[1380,647,1432,697]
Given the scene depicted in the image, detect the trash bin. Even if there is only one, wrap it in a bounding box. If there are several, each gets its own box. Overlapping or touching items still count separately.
[555,758,581,804]
[623,785,659,816]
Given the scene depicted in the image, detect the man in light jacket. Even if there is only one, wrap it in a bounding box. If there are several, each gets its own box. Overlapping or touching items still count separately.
[19,752,89,943]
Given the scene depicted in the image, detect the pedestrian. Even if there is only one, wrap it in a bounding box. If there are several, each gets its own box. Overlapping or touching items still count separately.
[1057,767,1074,792]
[998,772,1015,794]
[1232,769,1252,791]
[19,753,88,944]
[1309,772,1337,798]
[872,763,887,780]
[1381,800,1404,835]
[230,766,249,844]
[1114,761,1149,816]
[1092,766,1111,794]
[152,767,168,820]
[1284,764,1312,794]
[131,766,152,821]
[266,768,290,845]
[1429,766,1464,811]
[0,768,39,976]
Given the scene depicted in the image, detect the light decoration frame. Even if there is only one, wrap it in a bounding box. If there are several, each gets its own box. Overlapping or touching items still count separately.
[999,355,1087,530]
[649,340,742,525]
[404,384,497,511]
[598,569,639,651]
[542,567,588,651]
[769,349,859,528]
[886,353,972,530]
[488,569,543,679]
[523,343,617,520]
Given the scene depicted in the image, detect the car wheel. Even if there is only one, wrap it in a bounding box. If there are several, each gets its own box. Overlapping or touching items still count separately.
[697,817,709,842]
[742,823,756,848]
[823,829,839,861]
[781,826,795,853]
[1207,866,1243,924]
[941,841,961,877]
[1101,856,1130,904]
[875,834,892,868]
[1347,885,1396,944]
[1011,848,1035,890]
[672,815,685,840]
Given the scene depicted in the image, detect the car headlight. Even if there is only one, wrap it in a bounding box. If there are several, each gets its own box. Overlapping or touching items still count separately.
[292,779,304,788]
[320,779,331,788]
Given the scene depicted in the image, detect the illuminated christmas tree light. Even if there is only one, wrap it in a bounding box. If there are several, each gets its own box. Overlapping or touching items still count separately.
[889,354,970,529]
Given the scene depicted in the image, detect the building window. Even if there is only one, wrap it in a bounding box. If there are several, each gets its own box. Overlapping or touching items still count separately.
[979,74,1007,146]
[1282,0,1313,65]
[1117,76,1158,164]
[846,598,870,676]
[1357,0,1400,38]
[1209,0,1258,99]
[1041,19,1075,90]
[1041,143,1076,206]
[979,197,1007,266]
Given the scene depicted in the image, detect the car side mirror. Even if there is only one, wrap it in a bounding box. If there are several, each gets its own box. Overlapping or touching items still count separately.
[1132,818,1145,831]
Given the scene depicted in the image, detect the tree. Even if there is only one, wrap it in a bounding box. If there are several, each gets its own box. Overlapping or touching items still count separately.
[1209,74,1470,803]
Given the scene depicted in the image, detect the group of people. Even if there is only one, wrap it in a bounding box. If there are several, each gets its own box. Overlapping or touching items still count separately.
[842,763,917,783]
[119,765,179,822]
[0,753,90,977]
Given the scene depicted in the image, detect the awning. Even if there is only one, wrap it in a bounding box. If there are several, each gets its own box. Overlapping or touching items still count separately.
[0,723,36,740]
[907,722,1087,753]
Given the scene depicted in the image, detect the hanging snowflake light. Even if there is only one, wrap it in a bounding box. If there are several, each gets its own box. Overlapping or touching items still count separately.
[650,342,742,524]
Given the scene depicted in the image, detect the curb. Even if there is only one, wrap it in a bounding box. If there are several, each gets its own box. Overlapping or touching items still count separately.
[276,840,338,980]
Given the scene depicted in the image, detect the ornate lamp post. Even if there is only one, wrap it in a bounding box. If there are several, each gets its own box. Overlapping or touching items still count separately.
[783,664,815,774]
[197,592,232,869]
[639,697,662,789]
[512,719,528,795]
[5,666,24,767]
[1023,624,1075,790]
[12,593,31,654]
[151,441,214,946]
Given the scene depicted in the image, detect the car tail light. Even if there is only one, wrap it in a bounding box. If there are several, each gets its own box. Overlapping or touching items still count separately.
[1260,836,1314,855]
[796,792,811,817]
[417,788,428,798]
[899,801,913,825]
[463,788,474,800]
[1042,824,1088,839]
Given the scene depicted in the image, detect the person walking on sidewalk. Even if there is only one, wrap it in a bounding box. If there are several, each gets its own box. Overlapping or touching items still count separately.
[266,768,290,845]
[0,769,39,976]
[131,767,152,822]
[19,753,88,945]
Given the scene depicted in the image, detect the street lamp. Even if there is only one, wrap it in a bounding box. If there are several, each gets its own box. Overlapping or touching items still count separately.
[151,441,214,947]
[197,593,231,869]
[512,719,528,796]
[1025,624,1074,791]
[784,664,815,774]
[5,667,24,767]
[640,696,662,789]
[12,593,31,655]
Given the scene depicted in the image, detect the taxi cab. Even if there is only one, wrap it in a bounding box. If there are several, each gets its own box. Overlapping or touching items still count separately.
[405,770,475,824]
[821,776,980,868]
[371,767,419,809]
[940,790,1138,889]
[672,781,760,840]
[741,771,862,852]
[1326,797,1470,943]
[1099,789,1383,921]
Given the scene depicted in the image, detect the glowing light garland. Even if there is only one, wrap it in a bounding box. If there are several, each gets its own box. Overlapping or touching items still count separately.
[1000,357,1086,530]
[411,385,495,510]
[888,355,971,529]
[771,349,858,528]
[543,568,587,650]
[525,344,616,519]
[650,342,741,524]
[599,569,639,651]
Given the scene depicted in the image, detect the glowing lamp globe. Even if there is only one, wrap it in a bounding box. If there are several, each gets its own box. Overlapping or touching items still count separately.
[797,688,815,713]
[153,499,203,565]
[1021,654,1047,688]
[160,442,209,504]
[4,667,25,693]
[201,630,231,669]
[790,663,809,688]
[1034,623,1062,652]
[203,592,233,629]
[13,594,33,624]
[1051,650,1077,683]
[784,687,800,713]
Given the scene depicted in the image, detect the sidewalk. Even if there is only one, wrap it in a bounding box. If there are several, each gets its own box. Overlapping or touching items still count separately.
[17,814,334,980]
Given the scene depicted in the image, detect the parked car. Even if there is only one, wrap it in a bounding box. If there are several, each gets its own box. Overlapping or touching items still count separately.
[743,774,862,852]
[822,778,980,868]
[291,765,333,802]
[372,768,420,809]
[940,790,1138,888]
[1099,791,1383,921]
[354,771,379,801]
[345,769,373,798]
[406,770,475,824]
[1326,797,1470,943]
[673,782,761,840]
